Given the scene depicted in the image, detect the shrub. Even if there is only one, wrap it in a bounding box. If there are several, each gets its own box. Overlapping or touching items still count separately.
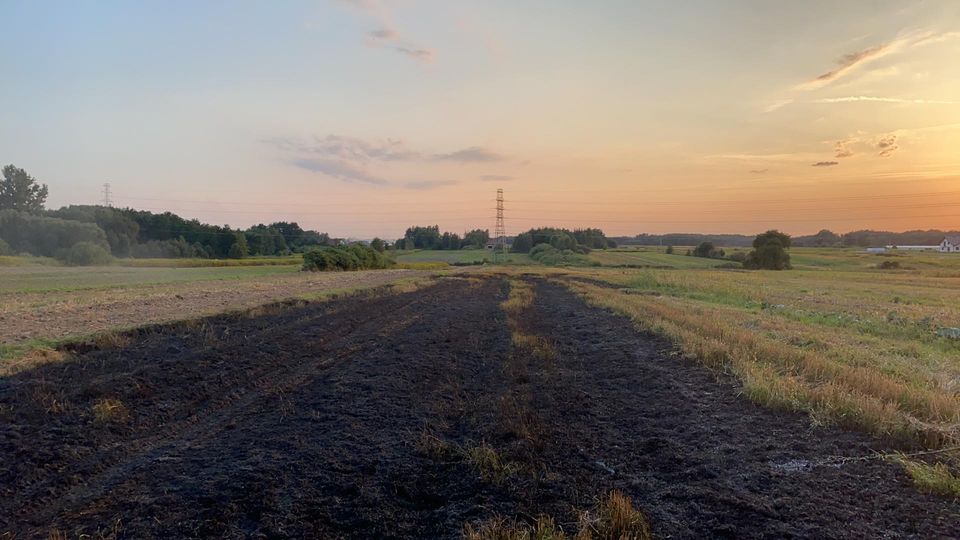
[60,241,113,266]
[665,245,674,254]
[743,230,792,270]
[0,237,11,256]
[879,260,901,270]
[302,244,391,272]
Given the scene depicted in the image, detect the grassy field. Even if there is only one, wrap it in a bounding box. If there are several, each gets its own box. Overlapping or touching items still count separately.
[0,264,301,294]
[0,264,433,365]
[551,253,960,449]
[393,248,532,265]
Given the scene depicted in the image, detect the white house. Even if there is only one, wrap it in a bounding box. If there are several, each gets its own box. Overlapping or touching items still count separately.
[940,236,960,253]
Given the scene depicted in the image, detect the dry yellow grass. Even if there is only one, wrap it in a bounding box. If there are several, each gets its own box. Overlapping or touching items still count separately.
[91,398,130,424]
[565,279,959,447]
[463,490,652,540]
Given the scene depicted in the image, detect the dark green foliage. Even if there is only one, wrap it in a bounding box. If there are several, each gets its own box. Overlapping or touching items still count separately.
[572,228,615,249]
[0,210,110,257]
[370,238,386,252]
[510,232,533,253]
[744,230,792,270]
[245,224,289,256]
[270,221,329,251]
[302,244,391,272]
[793,229,842,247]
[0,238,11,255]
[0,165,48,213]
[510,227,608,254]
[462,229,490,248]
[528,243,595,266]
[692,241,725,259]
[48,205,140,256]
[879,260,902,270]
[229,232,249,259]
[665,245,674,254]
[60,241,113,266]
[404,225,442,249]
[625,233,754,247]
[131,237,207,258]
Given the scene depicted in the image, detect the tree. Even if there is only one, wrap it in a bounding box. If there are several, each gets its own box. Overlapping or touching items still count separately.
[228,232,249,258]
[370,237,386,252]
[744,230,791,270]
[0,165,48,213]
[463,229,490,248]
[665,245,674,254]
[692,241,716,258]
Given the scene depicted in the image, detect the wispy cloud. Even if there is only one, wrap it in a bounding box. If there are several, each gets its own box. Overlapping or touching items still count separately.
[748,169,769,174]
[264,135,419,162]
[404,180,459,190]
[814,96,957,104]
[800,43,894,90]
[392,46,435,61]
[291,158,388,185]
[434,147,506,163]
[763,99,794,113]
[479,174,514,182]
[812,161,839,167]
[834,140,854,158]
[340,0,435,63]
[797,30,959,90]
[877,134,899,157]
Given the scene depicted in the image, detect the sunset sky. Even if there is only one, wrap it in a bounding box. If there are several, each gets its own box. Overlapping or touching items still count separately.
[2,0,959,238]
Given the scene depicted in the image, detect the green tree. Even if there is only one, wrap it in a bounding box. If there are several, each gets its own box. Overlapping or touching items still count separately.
[744,230,792,270]
[228,232,249,258]
[370,237,386,252]
[0,165,48,213]
[463,229,490,248]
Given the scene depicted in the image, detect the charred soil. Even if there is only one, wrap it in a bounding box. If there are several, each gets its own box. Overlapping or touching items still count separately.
[1,276,957,538]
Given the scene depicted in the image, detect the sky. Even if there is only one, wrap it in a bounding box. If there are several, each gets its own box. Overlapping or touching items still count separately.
[1,0,959,238]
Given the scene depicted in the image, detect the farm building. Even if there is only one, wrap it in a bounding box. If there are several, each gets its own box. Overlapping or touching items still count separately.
[940,236,960,253]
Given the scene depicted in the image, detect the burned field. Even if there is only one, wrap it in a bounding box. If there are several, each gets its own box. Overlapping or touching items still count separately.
[1,275,958,538]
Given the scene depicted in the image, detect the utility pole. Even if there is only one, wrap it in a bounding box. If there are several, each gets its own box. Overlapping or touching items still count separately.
[102,183,112,207]
[493,188,507,263]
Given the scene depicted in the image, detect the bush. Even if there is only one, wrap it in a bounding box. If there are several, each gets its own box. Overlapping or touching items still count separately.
[528,243,591,266]
[743,230,792,270]
[0,237,11,256]
[302,244,391,272]
[879,260,901,270]
[60,241,113,266]
[693,241,725,259]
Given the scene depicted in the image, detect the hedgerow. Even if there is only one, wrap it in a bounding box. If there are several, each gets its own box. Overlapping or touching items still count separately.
[302,244,392,272]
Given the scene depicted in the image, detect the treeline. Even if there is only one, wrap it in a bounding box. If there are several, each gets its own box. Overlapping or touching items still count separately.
[511,227,615,253]
[618,229,960,248]
[3,205,334,260]
[793,229,960,247]
[616,233,755,247]
[396,226,490,250]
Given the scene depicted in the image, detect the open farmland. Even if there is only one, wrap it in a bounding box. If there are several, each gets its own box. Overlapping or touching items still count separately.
[2,249,960,537]
[0,262,429,363]
[2,274,958,538]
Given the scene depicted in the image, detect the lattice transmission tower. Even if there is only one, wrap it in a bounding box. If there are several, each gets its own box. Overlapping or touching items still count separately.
[102,183,112,207]
[493,188,507,263]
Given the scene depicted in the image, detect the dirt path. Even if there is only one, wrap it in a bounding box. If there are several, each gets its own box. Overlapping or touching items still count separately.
[1,275,957,538]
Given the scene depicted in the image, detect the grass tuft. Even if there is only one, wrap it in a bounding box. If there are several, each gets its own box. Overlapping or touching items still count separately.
[463,441,521,484]
[895,456,960,498]
[91,398,130,424]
